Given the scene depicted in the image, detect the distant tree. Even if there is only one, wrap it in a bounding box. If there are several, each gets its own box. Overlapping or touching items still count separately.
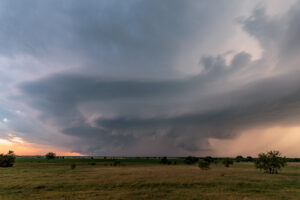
[198,160,210,170]
[204,156,214,163]
[45,152,56,160]
[0,150,16,167]
[255,150,287,174]
[235,155,244,162]
[222,158,234,167]
[70,163,76,170]
[246,156,254,162]
[160,157,171,165]
[213,159,220,165]
[184,156,199,164]
[113,160,121,166]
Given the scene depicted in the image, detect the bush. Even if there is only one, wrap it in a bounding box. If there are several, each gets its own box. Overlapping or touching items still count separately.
[222,158,234,167]
[184,156,199,164]
[245,156,254,162]
[0,150,16,167]
[160,157,171,165]
[113,160,121,166]
[45,152,56,159]
[70,164,76,170]
[235,155,244,162]
[255,150,287,174]
[203,156,214,163]
[198,160,210,170]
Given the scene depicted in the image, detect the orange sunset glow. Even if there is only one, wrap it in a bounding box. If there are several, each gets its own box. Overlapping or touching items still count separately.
[0,135,83,156]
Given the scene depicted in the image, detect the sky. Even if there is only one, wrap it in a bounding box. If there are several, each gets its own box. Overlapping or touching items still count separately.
[1,0,300,157]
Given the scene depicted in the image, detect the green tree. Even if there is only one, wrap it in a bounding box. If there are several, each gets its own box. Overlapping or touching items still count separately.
[45,152,56,159]
[198,160,210,170]
[184,156,199,164]
[222,157,234,167]
[160,157,171,164]
[246,156,254,162]
[255,150,287,174]
[70,163,76,170]
[0,150,16,167]
[235,155,244,162]
[204,156,214,163]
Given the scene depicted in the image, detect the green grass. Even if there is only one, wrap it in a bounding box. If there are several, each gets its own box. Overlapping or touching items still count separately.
[15,157,184,165]
[1,159,300,200]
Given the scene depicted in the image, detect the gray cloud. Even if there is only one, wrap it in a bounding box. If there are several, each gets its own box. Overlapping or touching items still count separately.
[19,64,300,155]
[0,0,241,79]
[1,0,300,155]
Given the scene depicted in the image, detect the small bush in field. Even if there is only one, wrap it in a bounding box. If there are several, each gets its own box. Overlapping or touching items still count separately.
[113,160,121,166]
[203,156,214,163]
[70,164,76,170]
[255,150,287,174]
[160,157,171,164]
[235,155,244,162]
[45,152,56,160]
[184,156,199,164]
[0,150,16,167]
[246,156,254,162]
[222,158,234,167]
[198,160,210,170]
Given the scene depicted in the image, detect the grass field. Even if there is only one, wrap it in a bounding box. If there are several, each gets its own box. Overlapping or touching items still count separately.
[1,158,300,200]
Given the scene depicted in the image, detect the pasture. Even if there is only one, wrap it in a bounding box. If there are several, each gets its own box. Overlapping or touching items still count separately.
[1,158,300,200]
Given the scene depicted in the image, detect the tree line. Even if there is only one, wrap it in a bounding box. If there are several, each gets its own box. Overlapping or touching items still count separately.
[0,150,289,174]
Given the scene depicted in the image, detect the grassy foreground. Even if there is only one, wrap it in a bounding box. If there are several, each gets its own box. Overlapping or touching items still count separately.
[1,159,300,200]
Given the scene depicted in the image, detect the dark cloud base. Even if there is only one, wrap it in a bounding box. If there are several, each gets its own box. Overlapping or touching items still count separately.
[1,1,300,155]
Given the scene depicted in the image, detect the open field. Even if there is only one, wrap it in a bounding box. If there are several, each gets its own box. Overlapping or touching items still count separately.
[1,159,300,200]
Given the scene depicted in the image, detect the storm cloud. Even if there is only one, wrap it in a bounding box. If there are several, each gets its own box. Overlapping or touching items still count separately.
[1,0,300,156]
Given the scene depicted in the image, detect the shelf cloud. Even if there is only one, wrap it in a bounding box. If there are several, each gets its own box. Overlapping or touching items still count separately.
[1,0,300,156]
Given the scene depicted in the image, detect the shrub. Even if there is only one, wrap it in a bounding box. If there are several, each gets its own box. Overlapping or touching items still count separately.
[203,156,214,163]
[246,156,254,162]
[45,152,56,160]
[213,159,220,165]
[235,155,244,162]
[160,157,171,165]
[70,164,76,170]
[222,157,234,167]
[113,160,121,166]
[198,160,210,170]
[0,150,16,167]
[255,150,287,174]
[184,156,199,164]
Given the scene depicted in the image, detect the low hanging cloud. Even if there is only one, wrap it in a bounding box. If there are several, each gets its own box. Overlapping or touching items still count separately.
[19,66,300,155]
[1,0,300,155]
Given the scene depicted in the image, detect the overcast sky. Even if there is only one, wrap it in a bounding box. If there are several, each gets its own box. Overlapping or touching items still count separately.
[1,0,300,156]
